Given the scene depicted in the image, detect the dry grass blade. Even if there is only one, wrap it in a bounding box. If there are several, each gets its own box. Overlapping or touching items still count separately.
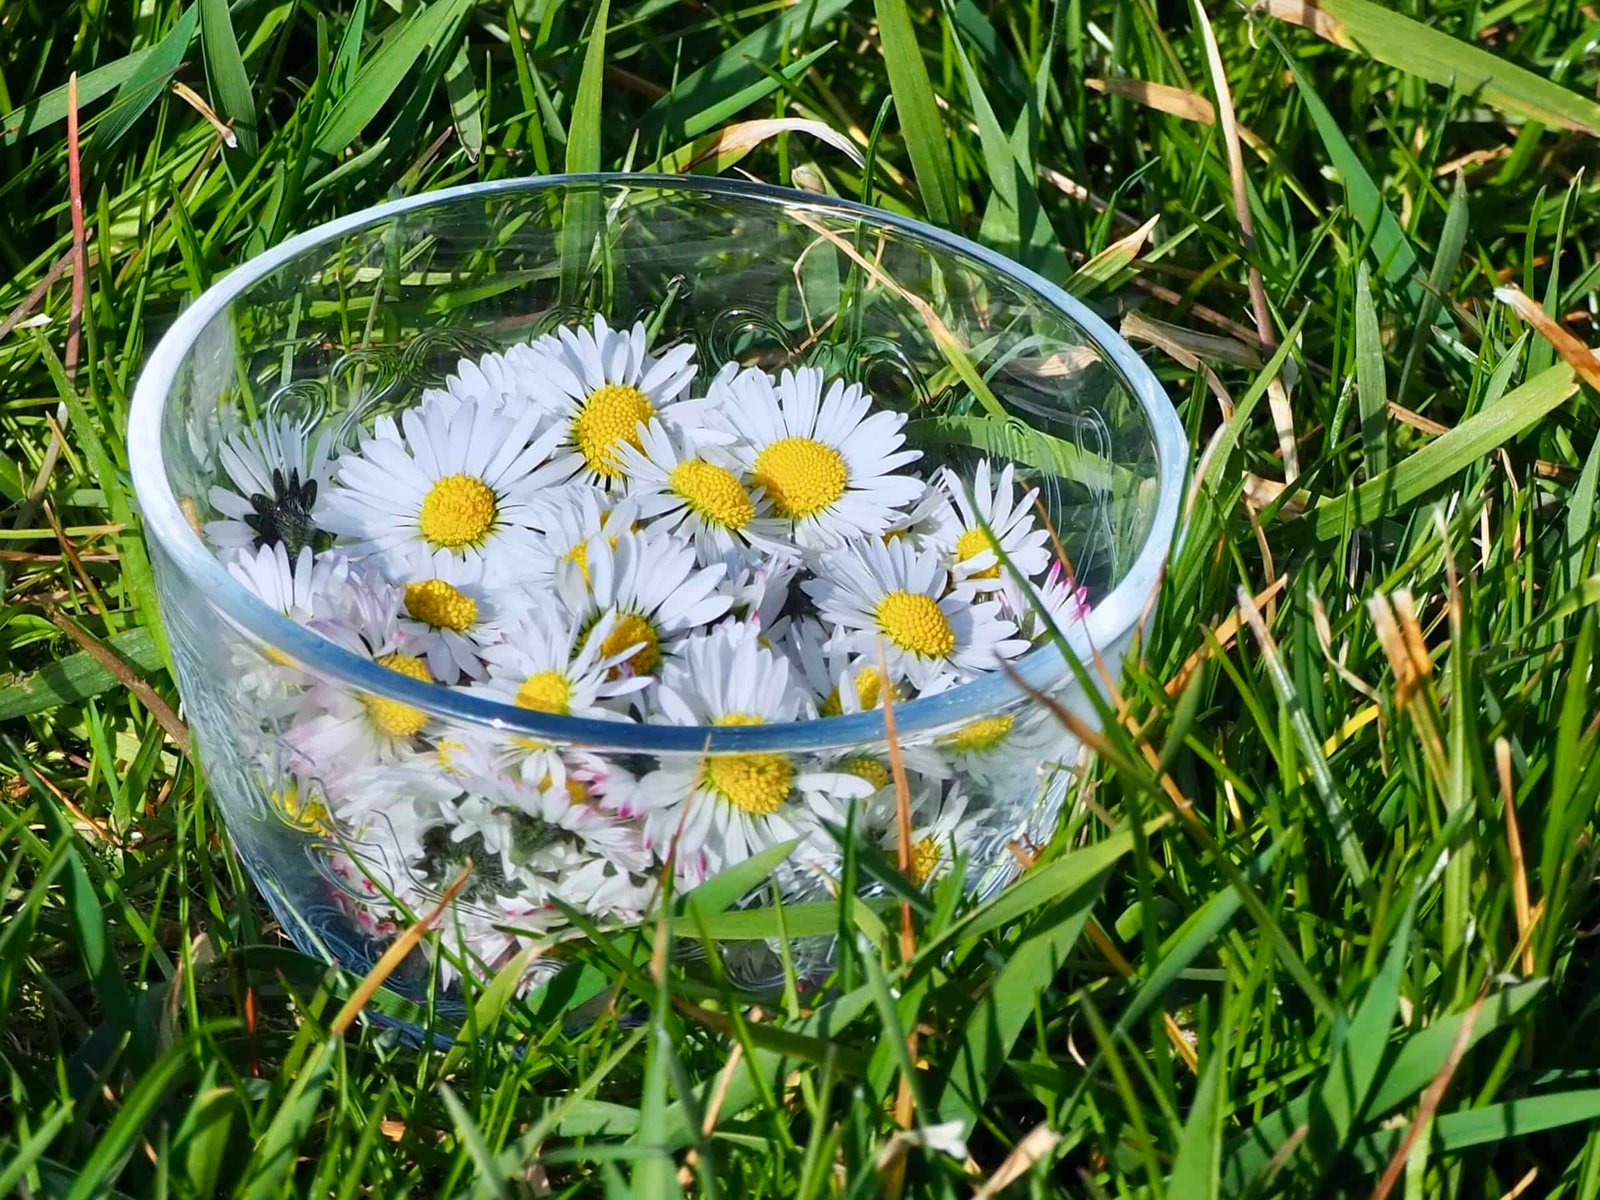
[972,1123,1060,1199]
[329,863,473,1037]
[660,117,864,173]
[1496,285,1600,392]
[1085,76,1267,149]
[170,80,238,147]
[877,636,920,1171]
[1369,990,1488,1200]
[1495,737,1535,976]
[42,602,189,750]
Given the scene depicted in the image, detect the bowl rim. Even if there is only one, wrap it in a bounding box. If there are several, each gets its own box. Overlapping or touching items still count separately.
[128,173,1187,754]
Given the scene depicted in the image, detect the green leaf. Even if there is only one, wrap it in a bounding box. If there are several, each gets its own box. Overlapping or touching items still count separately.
[1350,1090,1600,1170]
[1308,362,1577,538]
[0,627,163,721]
[1354,263,1389,475]
[312,0,471,162]
[1169,1018,1226,1199]
[938,883,1107,1131]
[1280,44,1429,315]
[443,40,484,162]
[3,45,161,142]
[1264,0,1600,133]
[438,1085,511,1200]
[638,0,853,141]
[92,6,203,151]
[565,0,609,175]
[1395,170,1470,409]
[200,0,258,154]
[874,0,960,228]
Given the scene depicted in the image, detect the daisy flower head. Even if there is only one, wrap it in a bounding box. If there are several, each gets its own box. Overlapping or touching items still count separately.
[615,418,784,568]
[712,365,924,547]
[933,703,1073,788]
[226,541,351,626]
[206,414,334,555]
[1004,562,1091,643]
[941,459,1052,589]
[394,553,515,684]
[780,615,900,718]
[880,478,958,555]
[506,315,704,486]
[877,783,992,887]
[553,526,732,681]
[469,608,649,787]
[801,537,1029,693]
[320,392,577,586]
[629,622,871,884]
[520,485,639,589]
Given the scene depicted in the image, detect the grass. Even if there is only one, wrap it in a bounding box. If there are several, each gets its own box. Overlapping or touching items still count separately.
[3,0,1600,1194]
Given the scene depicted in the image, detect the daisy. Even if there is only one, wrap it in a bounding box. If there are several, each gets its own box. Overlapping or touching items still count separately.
[518,485,639,589]
[933,704,1074,788]
[206,415,334,555]
[285,574,443,775]
[880,479,958,554]
[226,541,351,624]
[801,537,1029,692]
[711,365,924,547]
[941,460,1052,589]
[320,392,577,585]
[1004,563,1091,643]
[394,553,511,683]
[505,315,705,485]
[553,526,733,680]
[725,554,803,643]
[875,783,991,887]
[468,610,650,788]
[615,418,784,567]
[626,622,871,884]
[780,615,900,718]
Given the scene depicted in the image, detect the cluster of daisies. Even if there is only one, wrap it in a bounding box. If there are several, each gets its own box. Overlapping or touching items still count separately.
[207,315,1085,983]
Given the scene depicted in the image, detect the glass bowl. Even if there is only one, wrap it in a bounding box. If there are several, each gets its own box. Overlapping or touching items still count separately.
[129,175,1185,999]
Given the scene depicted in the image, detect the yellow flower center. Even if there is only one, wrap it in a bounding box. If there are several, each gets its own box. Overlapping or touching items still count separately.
[752,436,847,519]
[939,713,1015,754]
[876,591,956,659]
[820,665,890,717]
[600,611,661,676]
[908,835,942,886]
[955,527,1001,580]
[839,756,891,791]
[273,783,331,832]
[561,533,619,586]
[361,653,431,739]
[574,384,654,478]
[418,474,497,549]
[703,712,792,815]
[669,458,755,530]
[403,579,478,631]
[515,670,571,715]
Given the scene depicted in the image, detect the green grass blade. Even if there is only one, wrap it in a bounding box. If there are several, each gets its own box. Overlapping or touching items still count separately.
[200,0,258,154]
[1309,363,1576,538]
[1354,263,1389,475]
[873,0,960,227]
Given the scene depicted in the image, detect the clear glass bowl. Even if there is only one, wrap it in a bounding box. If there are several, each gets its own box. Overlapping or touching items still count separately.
[129,175,1185,999]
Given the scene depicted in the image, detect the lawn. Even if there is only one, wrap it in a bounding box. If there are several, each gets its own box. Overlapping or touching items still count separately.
[4,0,1600,1195]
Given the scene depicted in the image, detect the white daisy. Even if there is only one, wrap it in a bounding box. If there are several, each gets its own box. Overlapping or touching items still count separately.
[626,623,871,885]
[284,576,441,776]
[942,460,1052,589]
[874,783,991,887]
[725,554,803,643]
[393,553,511,683]
[933,704,1074,788]
[518,485,640,589]
[801,537,1029,693]
[880,479,958,554]
[205,414,333,554]
[780,615,901,718]
[226,541,351,624]
[467,609,649,788]
[505,315,705,486]
[710,365,924,547]
[615,418,784,567]
[553,526,733,680]
[320,393,577,585]
[1004,564,1091,644]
